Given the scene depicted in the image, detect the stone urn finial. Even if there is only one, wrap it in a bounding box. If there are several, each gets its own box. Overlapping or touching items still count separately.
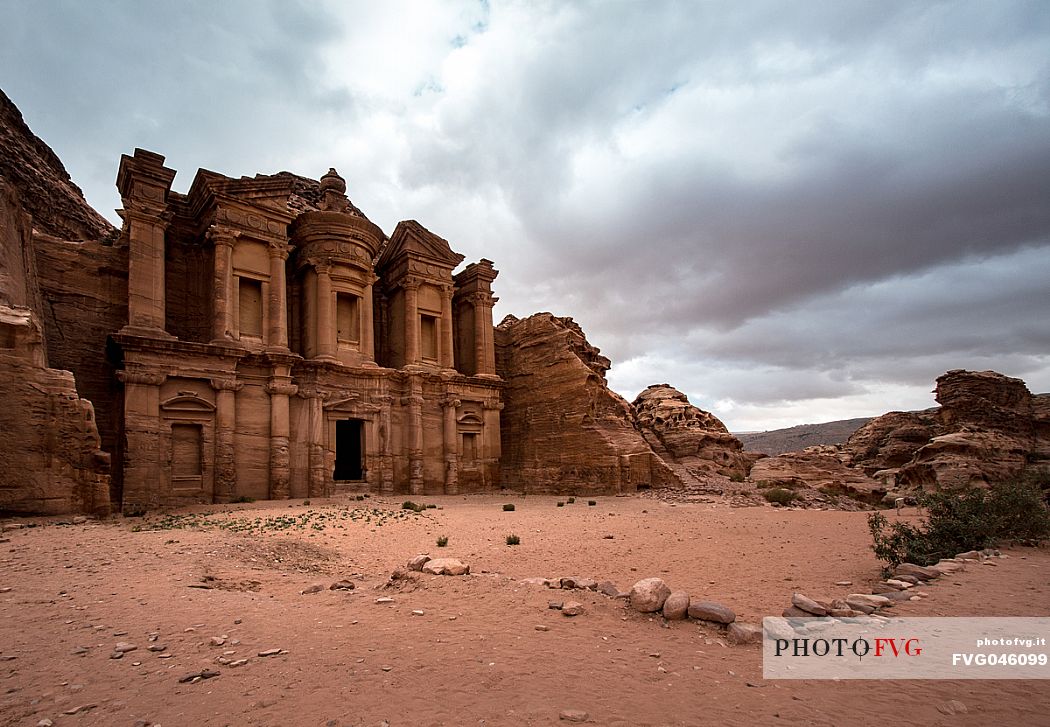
[319,168,349,212]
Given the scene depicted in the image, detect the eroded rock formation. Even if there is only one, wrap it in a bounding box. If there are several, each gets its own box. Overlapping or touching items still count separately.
[495,313,679,494]
[631,384,755,480]
[747,449,886,504]
[0,178,110,515]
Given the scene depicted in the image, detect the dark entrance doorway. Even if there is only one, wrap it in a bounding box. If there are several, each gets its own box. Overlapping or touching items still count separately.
[334,419,364,481]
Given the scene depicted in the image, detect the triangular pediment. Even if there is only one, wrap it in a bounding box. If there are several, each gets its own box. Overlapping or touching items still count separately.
[377,220,465,271]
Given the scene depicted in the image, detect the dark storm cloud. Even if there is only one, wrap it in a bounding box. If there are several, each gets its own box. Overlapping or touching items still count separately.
[2,0,1048,428]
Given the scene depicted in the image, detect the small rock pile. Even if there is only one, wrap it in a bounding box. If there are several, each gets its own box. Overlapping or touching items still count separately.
[406,554,470,576]
[784,548,1005,619]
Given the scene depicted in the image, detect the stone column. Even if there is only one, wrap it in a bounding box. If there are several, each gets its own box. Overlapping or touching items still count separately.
[116,369,167,510]
[439,284,455,370]
[483,400,503,491]
[267,240,291,351]
[403,279,420,366]
[361,275,377,365]
[208,226,236,343]
[298,386,327,498]
[473,292,497,377]
[123,208,173,337]
[442,396,460,494]
[405,376,424,494]
[315,263,337,361]
[266,379,298,499]
[210,377,242,501]
[374,394,394,494]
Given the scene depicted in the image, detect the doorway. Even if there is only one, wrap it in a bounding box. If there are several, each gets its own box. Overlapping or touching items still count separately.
[334,419,364,480]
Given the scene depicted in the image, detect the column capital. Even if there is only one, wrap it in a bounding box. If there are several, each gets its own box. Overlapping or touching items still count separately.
[442,397,461,410]
[267,239,292,260]
[117,369,167,386]
[207,224,239,247]
[209,377,243,392]
[483,400,504,411]
[266,380,299,397]
[401,276,423,292]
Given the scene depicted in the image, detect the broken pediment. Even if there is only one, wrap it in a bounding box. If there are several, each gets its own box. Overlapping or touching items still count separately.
[160,393,216,413]
[377,220,466,273]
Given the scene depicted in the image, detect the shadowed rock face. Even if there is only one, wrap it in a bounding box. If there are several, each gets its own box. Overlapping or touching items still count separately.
[495,313,680,494]
[0,89,114,241]
[845,410,942,476]
[631,384,755,480]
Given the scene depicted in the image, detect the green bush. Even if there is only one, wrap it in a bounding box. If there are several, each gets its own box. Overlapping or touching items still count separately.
[503,503,515,511]
[762,488,798,505]
[729,473,745,483]
[506,534,521,545]
[302,499,311,506]
[436,535,448,547]
[868,476,1050,568]
[556,502,565,507]
[588,500,597,506]
[233,496,255,503]
[567,497,576,504]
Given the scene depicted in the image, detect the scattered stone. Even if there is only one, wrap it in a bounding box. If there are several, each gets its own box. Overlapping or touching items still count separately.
[109,651,123,660]
[791,593,827,616]
[229,659,248,667]
[330,580,355,591]
[559,709,589,723]
[662,591,690,620]
[597,581,621,598]
[562,601,585,617]
[147,644,166,652]
[846,594,891,612]
[956,550,980,560]
[535,625,550,632]
[688,600,736,624]
[62,705,96,715]
[726,623,763,645]
[548,601,564,610]
[178,669,219,683]
[36,719,53,727]
[782,606,812,618]
[375,597,395,604]
[421,558,470,576]
[407,554,431,572]
[834,581,852,586]
[937,700,968,716]
[520,577,550,587]
[209,636,226,646]
[575,578,598,591]
[114,642,137,653]
[893,563,940,580]
[381,665,393,672]
[629,578,671,613]
[258,648,283,657]
[301,584,324,595]
[411,610,424,616]
[70,646,88,655]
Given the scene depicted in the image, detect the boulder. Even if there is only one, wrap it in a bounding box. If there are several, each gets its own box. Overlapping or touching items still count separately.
[421,558,469,576]
[662,591,690,620]
[629,578,671,613]
[407,554,431,572]
[791,593,827,616]
[562,601,585,617]
[688,600,736,624]
[726,622,763,645]
[846,594,892,612]
[894,563,941,581]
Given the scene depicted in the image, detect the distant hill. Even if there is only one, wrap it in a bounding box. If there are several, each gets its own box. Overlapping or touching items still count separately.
[734,417,873,455]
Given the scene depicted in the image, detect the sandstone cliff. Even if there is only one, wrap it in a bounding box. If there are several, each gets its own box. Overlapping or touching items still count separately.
[0,89,115,241]
[495,313,679,494]
[0,179,110,515]
[631,384,756,479]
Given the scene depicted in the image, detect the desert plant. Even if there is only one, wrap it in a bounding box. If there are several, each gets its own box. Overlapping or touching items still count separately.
[506,534,521,545]
[503,503,515,511]
[436,535,448,547]
[868,476,1050,568]
[588,500,597,506]
[557,501,565,507]
[762,488,799,505]
[233,496,255,503]
[567,497,576,504]
[426,503,437,509]
[401,500,425,512]
[729,473,745,483]
[302,499,310,506]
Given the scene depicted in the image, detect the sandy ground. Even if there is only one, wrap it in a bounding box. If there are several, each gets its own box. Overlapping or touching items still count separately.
[1,494,1049,727]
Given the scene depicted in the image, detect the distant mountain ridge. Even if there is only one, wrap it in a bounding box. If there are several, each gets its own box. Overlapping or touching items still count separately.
[734,417,873,455]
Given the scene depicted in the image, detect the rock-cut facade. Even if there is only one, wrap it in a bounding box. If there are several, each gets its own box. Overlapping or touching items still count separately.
[111,149,502,511]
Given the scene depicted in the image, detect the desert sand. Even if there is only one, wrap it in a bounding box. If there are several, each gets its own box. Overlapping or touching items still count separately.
[2,495,1049,727]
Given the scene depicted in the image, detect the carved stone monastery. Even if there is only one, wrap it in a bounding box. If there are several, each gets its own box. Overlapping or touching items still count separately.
[112,150,501,509]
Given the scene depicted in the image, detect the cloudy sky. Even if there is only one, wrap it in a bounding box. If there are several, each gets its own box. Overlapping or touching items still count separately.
[2,0,1049,431]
